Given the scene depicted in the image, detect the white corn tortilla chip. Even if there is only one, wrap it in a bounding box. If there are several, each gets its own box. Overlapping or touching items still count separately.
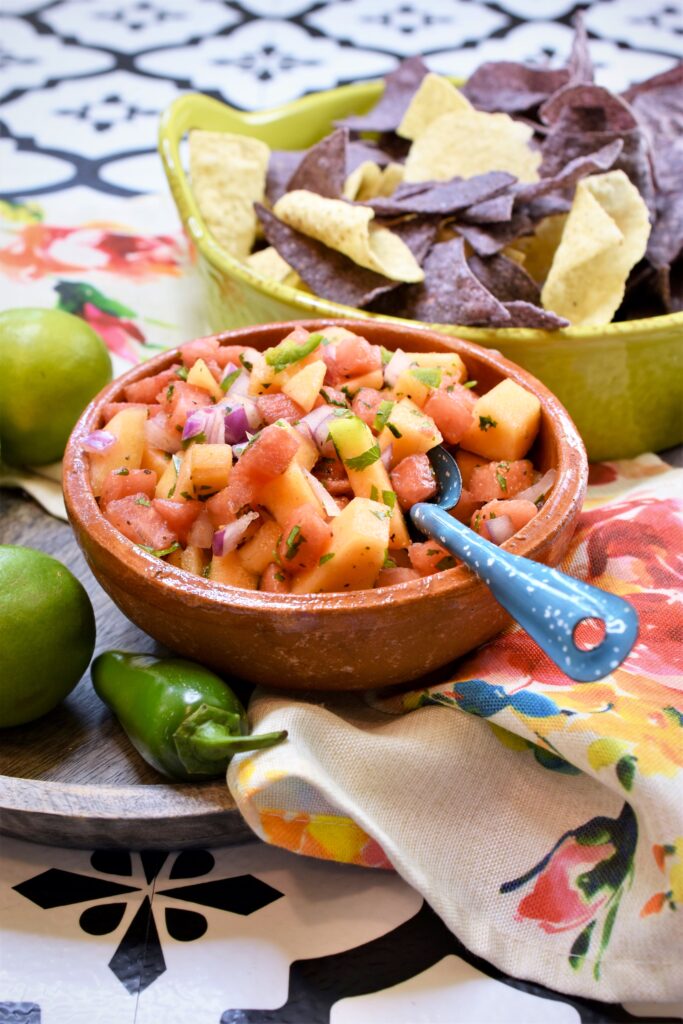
[398,73,472,140]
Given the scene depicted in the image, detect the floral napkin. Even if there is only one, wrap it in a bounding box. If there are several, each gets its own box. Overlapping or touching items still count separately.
[2,195,681,1003]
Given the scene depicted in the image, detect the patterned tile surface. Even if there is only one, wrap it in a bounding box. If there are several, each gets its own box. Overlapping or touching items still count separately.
[1,2,682,1021]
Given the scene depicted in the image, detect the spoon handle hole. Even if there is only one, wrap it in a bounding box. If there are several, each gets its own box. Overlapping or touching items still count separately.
[572,617,607,652]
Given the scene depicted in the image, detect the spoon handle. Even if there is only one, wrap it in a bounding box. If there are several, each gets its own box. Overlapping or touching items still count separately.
[410,503,638,682]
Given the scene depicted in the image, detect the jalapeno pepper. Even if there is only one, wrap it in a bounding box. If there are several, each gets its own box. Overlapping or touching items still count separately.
[92,651,286,781]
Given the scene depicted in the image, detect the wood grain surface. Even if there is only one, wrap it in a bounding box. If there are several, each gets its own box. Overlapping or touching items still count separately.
[0,488,251,850]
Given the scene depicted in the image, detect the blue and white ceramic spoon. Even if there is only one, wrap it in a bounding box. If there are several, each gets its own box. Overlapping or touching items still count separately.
[411,446,638,682]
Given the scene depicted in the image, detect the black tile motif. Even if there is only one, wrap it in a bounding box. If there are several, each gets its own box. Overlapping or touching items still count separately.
[13,868,137,909]
[0,1005,41,1024]
[108,896,165,995]
[158,875,283,916]
[169,850,215,879]
[90,851,133,877]
[79,901,127,936]
[165,907,208,942]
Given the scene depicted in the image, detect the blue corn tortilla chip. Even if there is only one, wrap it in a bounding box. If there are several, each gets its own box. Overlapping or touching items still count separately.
[455,214,535,256]
[254,203,398,309]
[338,56,429,133]
[364,171,516,217]
[266,149,305,205]
[500,301,568,329]
[459,192,515,224]
[347,138,393,171]
[287,127,349,199]
[468,253,540,305]
[515,140,623,204]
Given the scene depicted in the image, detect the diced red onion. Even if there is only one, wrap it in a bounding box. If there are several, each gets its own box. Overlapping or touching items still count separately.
[219,361,239,385]
[294,420,314,444]
[383,349,411,387]
[145,414,181,454]
[302,466,340,518]
[212,511,259,556]
[83,430,115,453]
[380,443,393,470]
[182,409,207,442]
[219,393,261,431]
[485,514,515,545]
[182,408,225,444]
[187,510,214,549]
[226,369,250,398]
[299,406,338,455]
[516,468,557,506]
[224,405,249,445]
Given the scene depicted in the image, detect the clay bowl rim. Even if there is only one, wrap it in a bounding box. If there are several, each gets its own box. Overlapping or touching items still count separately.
[63,319,588,615]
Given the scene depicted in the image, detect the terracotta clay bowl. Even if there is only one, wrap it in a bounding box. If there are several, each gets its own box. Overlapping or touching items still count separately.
[63,320,588,691]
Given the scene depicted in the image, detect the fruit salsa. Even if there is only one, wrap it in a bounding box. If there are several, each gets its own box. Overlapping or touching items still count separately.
[85,326,553,594]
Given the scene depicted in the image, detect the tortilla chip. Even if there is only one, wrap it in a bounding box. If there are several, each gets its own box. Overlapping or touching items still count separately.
[515,140,622,204]
[287,127,348,198]
[273,190,424,282]
[376,162,405,197]
[189,130,269,259]
[343,161,384,201]
[404,110,541,184]
[469,252,540,304]
[511,214,567,283]
[501,301,568,329]
[541,170,651,325]
[397,73,472,140]
[245,246,300,287]
[266,149,304,205]
[367,171,515,217]
[463,63,570,115]
[456,213,535,257]
[459,191,515,224]
[255,203,398,308]
[338,56,429,133]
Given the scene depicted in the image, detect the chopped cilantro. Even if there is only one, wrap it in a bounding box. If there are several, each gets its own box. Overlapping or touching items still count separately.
[115,467,129,476]
[370,484,379,501]
[139,541,180,558]
[319,552,335,566]
[264,331,323,372]
[427,548,440,556]
[221,369,241,392]
[387,423,403,439]
[340,384,353,401]
[134,495,151,507]
[473,513,482,532]
[320,388,347,408]
[382,551,397,569]
[175,366,189,380]
[382,489,396,510]
[180,490,193,500]
[202,564,211,578]
[284,525,304,560]
[380,346,392,365]
[479,415,497,432]
[167,485,176,498]
[165,383,175,401]
[495,470,508,493]
[436,555,456,571]
[411,367,441,388]
[344,444,381,471]
[183,432,205,448]
[464,379,478,389]
[373,400,394,433]
[274,571,286,582]
[239,353,253,373]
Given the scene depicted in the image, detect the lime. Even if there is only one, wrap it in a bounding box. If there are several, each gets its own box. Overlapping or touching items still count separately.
[0,307,112,466]
[0,546,96,727]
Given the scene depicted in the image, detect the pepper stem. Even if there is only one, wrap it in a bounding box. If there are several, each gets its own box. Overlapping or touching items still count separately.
[173,704,287,776]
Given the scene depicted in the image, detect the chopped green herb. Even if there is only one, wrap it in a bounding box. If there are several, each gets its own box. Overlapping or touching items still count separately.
[489,512,497,519]
[427,548,440,556]
[369,484,379,501]
[344,444,381,471]
[382,551,397,569]
[436,555,456,571]
[380,346,392,365]
[134,495,151,507]
[139,541,180,558]
[479,415,497,431]
[274,571,286,582]
[115,467,129,476]
[473,513,482,532]
[387,423,403,439]
[373,399,394,432]
[382,489,396,511]
[221,369,241,392]
[202,564,211,577]
[320,388,347,408]
[182,432,205,448]
[319,552,335,566]
[175,366,188,380]
[464,379,478,389]
[495,470,508,493]
[167,485,176,498]
[180,491,193,500]
[239,353,253,372]
[411,367,441,388]
[285,525,304,560]
[165,383,175,401]
[340,384,353,401]
[264,331,323,372]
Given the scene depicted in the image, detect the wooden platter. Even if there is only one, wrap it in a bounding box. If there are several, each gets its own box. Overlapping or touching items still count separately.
[0,489,253,850]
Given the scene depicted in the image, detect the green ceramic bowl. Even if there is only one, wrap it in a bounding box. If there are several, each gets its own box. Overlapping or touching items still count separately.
[159,87,683,462]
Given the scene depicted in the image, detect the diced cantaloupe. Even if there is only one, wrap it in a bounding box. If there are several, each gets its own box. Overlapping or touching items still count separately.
[260,461,324,525]
[454,449,487,488]
[328,415,410,548]
[141,445,170,477]
[247,351,278,395]
[237,518,282,575]
[392,369,431,408]
[282,360,326,412]
[155,454,179,499]
[189,443,232,495]
[89,406,148,497]
[290,497,389,594]
[459,379,541,461]
[186,358,223,401]
[275,420,318,470]
[406,351,467,381]
[209,549,258,589]
[180,545,210,577]
[340,369,383,396]
[378,398,442,466]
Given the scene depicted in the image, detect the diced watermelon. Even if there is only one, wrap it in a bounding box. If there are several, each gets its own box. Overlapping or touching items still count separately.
[165,382,213,434]
[152,498,203,545]
[313,456,352,496]
[455,449,486,487]
[351,388,386,429]
[277,504,333,573]
[408,541,458,576]
[471,499,537,536]
[314,387,349,410]
[102,402,148,423]
[100,469,157,508]
[390,454,437,511]
[104,495,178,550]
[321,344,342,386]
[206,488,237,530]
[180,336,220,368]
[124,365,180,404]
[186,508,215,548]
[468,460,534,501]
[144,412,182,454]
[449,487,483,525]
[335,333,382,379]
[375,567,421,587]
[260,563,290,593]
[215,344,250,369]
[423,387,475,444]
[257,392,304,425]
[217,424,300,516]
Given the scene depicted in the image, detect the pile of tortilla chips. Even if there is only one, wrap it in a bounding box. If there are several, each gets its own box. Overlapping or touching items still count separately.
[189,17,682,330]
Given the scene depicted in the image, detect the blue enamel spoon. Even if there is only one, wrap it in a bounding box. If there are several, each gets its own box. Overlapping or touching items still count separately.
[411,446,638,682]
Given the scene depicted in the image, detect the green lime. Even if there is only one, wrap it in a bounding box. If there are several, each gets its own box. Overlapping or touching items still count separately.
[0,307,112,466]
[0,546,96,727]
